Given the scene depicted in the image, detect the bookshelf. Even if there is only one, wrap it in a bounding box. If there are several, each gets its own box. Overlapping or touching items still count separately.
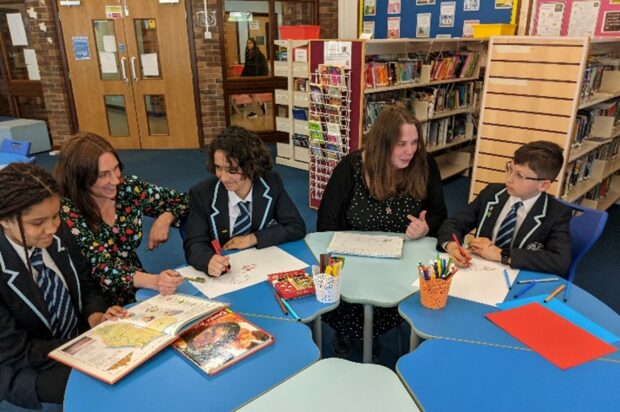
[470,36,620,211]
[274,40,311,170]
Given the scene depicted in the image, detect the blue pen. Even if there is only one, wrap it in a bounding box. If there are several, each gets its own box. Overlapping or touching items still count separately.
[280,298,301,321]
[503,269,512,290]
[563,281,572,302]
[516,277,560,284]
[513,282,536,299]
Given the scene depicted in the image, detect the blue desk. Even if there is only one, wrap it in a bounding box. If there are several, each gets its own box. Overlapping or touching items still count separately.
[397,339,620,412]
[399,270,620,352]
[136,239,338,352]
[64,315,319,412]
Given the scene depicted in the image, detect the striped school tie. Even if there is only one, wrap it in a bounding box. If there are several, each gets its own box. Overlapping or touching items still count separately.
[232,201,252,237]
[31,248,79,339]
[495,201,523,249]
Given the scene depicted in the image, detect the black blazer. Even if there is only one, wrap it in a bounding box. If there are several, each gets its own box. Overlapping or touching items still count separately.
[0,224,108,409]
[437,183,572,276]
[184,171,306,273]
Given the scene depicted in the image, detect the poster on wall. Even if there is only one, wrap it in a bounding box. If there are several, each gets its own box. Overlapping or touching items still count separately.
[439,2,456,27]
[463,19,480,38]
[464,0,480,11]
[536,2,565,36]
[416,0,436,5]
[363,0,376,16]
[362,21,375,38]
[105,5,123,19]
[7,13,28,46]
[602,11,620,33]
[388,0,401,14]
[416,13,431,37]
[568,0,600,37]
[72,36,91,61]
[387,17,401,39]
[495,0,513,9]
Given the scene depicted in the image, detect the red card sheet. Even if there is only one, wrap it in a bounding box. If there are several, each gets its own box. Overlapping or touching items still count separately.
[486,303,617,369]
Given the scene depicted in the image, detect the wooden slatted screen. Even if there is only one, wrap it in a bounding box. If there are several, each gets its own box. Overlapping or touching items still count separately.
[469,37,589,201]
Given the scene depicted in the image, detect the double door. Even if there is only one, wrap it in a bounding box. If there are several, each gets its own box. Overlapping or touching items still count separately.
[58,0,198,149]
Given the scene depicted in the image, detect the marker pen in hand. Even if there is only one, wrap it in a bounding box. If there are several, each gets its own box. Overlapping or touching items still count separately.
[211,239,231,274]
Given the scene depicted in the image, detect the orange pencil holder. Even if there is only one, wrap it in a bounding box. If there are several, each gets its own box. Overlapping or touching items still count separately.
[419,272,453,310]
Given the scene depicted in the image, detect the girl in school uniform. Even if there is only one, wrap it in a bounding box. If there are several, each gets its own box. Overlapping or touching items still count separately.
[0,163,124,411]
[184,126,306,276]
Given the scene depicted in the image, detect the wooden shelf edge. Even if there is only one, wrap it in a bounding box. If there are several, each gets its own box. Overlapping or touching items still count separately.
[276,156,309,171]
[365,75,480,94]
[428,135,476,153]
[597,191,620,211]
[564,179,600,203]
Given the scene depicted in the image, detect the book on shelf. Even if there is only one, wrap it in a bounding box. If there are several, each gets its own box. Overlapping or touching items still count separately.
[48,294,228,384]
[292,133,309,148]
[173,308,274,376]
[292,107,308,120]
[268,269,315,299]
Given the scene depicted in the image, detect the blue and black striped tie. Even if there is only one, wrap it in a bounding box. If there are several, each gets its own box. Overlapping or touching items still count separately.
[495,201,523,249]
[232,201,252,237]
[31,248,78,339]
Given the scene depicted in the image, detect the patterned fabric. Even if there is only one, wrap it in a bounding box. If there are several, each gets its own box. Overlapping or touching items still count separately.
[232,201,252,236]
[495,201,523,249]
[31,248,78,339]
[61,175,189,306]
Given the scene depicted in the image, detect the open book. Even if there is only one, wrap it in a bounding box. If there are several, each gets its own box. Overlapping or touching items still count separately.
[173,308,274,376]
[48,294,227,384]
[327,232,404,258]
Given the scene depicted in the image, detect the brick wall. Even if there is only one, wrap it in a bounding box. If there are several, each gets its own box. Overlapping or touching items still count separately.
[319,0,339,40]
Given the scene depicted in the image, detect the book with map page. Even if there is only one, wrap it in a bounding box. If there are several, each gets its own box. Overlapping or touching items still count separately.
[48,293,227,384]
[327,232,404,258]
[173,308,274,375]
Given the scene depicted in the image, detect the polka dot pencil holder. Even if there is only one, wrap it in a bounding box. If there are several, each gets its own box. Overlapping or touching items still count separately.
[419,273,453,310]
[314,272,342,304]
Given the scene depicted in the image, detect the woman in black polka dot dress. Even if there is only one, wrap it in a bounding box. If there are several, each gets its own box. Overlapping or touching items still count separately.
[317,106,448,357]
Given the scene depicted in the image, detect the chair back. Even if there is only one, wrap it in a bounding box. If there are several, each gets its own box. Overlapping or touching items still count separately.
[0,138,31,156]
[558,199,608,283]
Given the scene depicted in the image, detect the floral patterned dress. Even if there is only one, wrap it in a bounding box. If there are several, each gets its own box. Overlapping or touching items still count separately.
[61,175,189,306]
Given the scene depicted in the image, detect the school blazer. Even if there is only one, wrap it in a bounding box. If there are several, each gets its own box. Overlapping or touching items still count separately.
[184,171,306,273]
[437,183,572,276]
[0,224,108,408]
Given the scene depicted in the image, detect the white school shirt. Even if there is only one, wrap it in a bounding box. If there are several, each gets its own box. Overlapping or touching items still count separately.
[228,188,253,235]
[6,235,69,287]
[491,193,541,244]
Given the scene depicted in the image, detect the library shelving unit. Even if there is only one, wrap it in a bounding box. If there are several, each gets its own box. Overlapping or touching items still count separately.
[306,38,486,209]
[274,40,311,170]
[470,36,620,210]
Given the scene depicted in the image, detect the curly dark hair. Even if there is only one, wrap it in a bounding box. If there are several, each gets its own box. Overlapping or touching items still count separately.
[207,126,272,180]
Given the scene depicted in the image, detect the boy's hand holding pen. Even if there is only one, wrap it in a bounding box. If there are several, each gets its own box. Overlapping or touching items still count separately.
[447,233,472,267]
[209,240,231,277]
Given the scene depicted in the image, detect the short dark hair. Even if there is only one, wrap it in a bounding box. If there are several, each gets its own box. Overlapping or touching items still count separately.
[207,126,272,180]
[513,140,564,180]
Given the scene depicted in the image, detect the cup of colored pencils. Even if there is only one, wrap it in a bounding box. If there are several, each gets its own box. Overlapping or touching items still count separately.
[417,257,457,310]
[314,254,344,304]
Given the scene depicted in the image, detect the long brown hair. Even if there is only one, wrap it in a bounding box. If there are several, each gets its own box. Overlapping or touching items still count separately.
[0,163,59,278]
[362,106,428,201]
[54,132,123,232]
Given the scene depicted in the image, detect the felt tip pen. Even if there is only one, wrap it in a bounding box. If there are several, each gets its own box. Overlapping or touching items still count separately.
[513,282,536,299]
[451,233,470,262]
[503,269,512,290]
[544,284,566,303]
[273,292,288,316]
[280,298,300,321]
[516,277,560,284]
[211,239,231,273]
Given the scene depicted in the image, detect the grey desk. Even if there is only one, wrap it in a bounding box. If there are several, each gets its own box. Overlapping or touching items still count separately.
[239,358,419,411]
[305,232,434,362]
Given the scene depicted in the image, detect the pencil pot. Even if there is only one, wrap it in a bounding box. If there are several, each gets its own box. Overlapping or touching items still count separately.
[313,273,341,304]
[419,274,452,310]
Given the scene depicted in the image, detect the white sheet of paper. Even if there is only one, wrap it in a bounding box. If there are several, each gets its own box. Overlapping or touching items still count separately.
[103,35,117,52]
[413,255,519,306]
[568,0,600,37]
[327,232,404,258]
[23,49,37,65]
[26,64,40,80]
[140,53,160,76]
[99,52,118,74]
[536,2,565,36]
[178,246,308,298]
[7,13,28,46]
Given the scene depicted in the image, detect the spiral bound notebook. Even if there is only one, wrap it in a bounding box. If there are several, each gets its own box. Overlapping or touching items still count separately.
[326,232,404,258]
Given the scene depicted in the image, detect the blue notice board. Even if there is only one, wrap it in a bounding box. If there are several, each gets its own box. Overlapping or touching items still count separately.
[72,36,91,61]
[363,0,513,39]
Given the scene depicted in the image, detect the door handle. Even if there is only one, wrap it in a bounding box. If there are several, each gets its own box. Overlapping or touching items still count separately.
[130,56,138,82]
[120,57,128,82]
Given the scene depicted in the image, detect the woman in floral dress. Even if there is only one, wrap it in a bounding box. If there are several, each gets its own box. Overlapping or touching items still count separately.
[55,133,189,306]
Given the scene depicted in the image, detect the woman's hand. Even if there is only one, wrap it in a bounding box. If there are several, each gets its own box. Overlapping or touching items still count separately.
[405,211,429,240]
[148,212,176,250]
[156,269,184,295]
[223,234,257,250]
[208,254,231,277]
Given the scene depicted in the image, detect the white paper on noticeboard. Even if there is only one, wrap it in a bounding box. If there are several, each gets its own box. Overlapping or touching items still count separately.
[7,13,28,46]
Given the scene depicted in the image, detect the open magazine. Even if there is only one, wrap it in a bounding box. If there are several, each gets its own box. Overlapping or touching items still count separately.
[173,308,274,376]
[49,294,227,384]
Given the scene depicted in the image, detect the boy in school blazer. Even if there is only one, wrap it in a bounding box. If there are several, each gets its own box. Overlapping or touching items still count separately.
[184,127,306,276]
[438,141,572,276]
[0,164,122,409]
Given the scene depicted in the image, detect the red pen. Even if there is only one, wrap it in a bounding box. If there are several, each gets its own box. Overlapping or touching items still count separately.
[451,233,471,262]
[211,239,231,273]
